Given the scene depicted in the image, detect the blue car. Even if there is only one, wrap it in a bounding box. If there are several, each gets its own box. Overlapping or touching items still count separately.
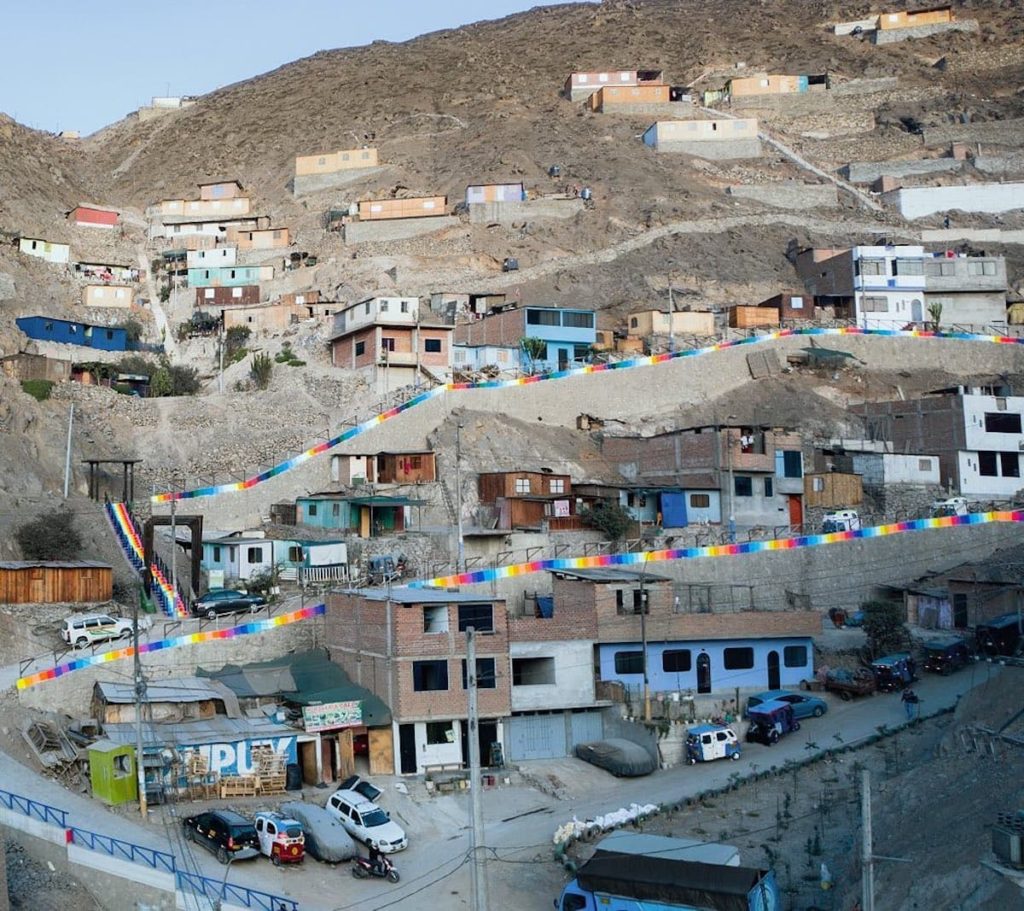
[746,689,828,720]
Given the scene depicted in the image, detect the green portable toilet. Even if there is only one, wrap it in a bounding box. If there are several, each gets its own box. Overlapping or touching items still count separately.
[88,739,138,806]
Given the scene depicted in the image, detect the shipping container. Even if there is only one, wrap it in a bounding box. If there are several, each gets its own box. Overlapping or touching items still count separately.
[358,197,447,221]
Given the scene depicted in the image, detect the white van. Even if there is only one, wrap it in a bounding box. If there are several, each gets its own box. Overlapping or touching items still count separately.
[822,509,861,533]
[60,613,133,649]
[931,497,968,518]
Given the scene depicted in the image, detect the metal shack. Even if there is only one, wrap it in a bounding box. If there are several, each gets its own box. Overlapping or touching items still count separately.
[88,739,138,806]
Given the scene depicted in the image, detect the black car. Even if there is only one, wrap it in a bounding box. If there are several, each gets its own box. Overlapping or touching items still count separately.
[191,588,267,619]
[183,810,260,864]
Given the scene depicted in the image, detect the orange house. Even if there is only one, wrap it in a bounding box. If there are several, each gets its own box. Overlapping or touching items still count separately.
[69,205,119,228]
[357,197,446,221]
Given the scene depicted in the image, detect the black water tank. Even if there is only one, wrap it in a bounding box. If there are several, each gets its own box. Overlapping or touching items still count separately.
[285,763,303,791]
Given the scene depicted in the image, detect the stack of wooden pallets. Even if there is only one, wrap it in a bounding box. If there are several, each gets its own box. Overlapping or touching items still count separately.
[253,745,287,795]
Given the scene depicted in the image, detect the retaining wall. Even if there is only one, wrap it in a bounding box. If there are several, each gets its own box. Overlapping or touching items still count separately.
[468,198,584,225]
[845,158,961,183]
[924,118,1024,148]
[873,19,979,44]
[654,138,762,160]
[884,183,1024,219]
[599,101,694,116]
[974,153,1024,177]
[921,227,1024,245]
[726,183,838,209]
[343,215,458,244]
[830,77,900,96]
[292,167,382,197]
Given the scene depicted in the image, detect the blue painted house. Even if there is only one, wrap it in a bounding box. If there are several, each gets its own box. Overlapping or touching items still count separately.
[16,316,128,351]
[295,494,414,538]
[452,305,597,373]
[187,265,273,288]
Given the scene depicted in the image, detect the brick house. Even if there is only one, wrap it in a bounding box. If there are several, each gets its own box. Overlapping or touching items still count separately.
[326,588,511,774]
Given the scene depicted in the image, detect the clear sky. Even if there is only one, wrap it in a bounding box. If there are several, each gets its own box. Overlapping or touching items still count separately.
[0,1,582,136]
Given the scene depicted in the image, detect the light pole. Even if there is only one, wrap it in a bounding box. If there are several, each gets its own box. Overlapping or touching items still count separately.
[455,421,465,572]
[638,553,651,722]
[726,430,736,543]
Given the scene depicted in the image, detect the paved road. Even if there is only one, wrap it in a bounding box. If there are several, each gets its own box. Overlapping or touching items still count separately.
[0,660,1002,911]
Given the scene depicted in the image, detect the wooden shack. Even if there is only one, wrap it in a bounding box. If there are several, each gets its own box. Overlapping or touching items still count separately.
[0,561,112,604]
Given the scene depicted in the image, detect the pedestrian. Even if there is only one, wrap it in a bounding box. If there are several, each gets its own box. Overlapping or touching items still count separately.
[901,687,919,721]
[943,215,951,229]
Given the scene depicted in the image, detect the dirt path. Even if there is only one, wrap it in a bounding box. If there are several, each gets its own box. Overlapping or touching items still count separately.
[137,246,176,357]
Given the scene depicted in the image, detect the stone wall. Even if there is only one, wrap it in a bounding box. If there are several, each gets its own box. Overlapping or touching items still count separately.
[923,117,1024,148]
[873,19,979,45]
[845,158,961,184]
[292,167,383,197]
[653,138,763,160]
[468,198,584,225]
[726,183,838,209]
[343,215,459,244]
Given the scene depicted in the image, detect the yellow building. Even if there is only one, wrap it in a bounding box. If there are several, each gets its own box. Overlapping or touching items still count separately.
[295,148,379,176]
[83,285,134,308]
[878,6,952,29]
[627,309,715,337]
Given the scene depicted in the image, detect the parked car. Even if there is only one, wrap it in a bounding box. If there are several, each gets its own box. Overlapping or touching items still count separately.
[746,701,800,745]
[338,775,382,802]
[279,801,357,863]
[870,653,917,692]
[574,739,657,777]
[931,497,969,518]
[60,613,133,649]
[324,789,407,853]
[254,812,305,865]
[685,724,741,764]
[182,810,260,864]
[191,588,267,619]
[921,637,972,675]
[746,690,828,720]
[822,509,861,533]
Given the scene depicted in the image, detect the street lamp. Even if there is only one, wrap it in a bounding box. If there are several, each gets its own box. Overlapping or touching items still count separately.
[638,552,651,722]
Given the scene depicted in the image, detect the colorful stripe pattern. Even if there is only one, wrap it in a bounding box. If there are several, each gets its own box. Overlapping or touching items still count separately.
[408,511,1024,589]
[152,328,1024,504]
[108,502,187,617]
[16,604,326,690]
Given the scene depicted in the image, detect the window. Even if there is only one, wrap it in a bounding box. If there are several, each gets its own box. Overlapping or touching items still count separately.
[549,478,565,494]
[462,657,497,689]
[457,603,494,633]
[231,287,242,298]
[515,477,531,494]
[424,338,442,353]
[984,412,1022,434]
[662,649,691,673]
[723,647,754,670]
[413,660,449,691]
[690,493,710,508]
[614,651,644,674]
[526,310,560,326]
[573,344,591,361]
[894,259,924,276]
[781,450,803,478]
[512,656,556,685]
[790,295,804,309]
[288,546,303,562]
[410,456,422,469]
[423,605,448,633]
[861,296,888,312]
[925,261,956,277]
[858,259,886,276]
[784,645,808,668]
[425,721,454,744]
[764,477,773,498]
[813,477,825,492]
[630,317,639,329]
[400,300,409,313]
[113,754,131,777]
[364,301,371,314]
[318,156,327,165]
[734,476,753,497]
[919,459,932,471]
[616,589,647,615]
[563,311,595,329]
[308,503,318,517]
[213,546,221,562]
[1002,452,1020,478]
[246,547,264,563]
[332,503,340,517]
[978,451,998,477]
[354,341,365,356]
[967,261,997,276]
[382,337,396,351]
[379,301,389,312]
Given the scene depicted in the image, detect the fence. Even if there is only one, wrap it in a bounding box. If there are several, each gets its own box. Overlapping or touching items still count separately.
[0,785,298,910]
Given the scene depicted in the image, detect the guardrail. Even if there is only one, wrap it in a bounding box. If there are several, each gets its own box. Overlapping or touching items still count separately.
[176,871,299,911]
[0,788,67,828]
[70,827,176,873]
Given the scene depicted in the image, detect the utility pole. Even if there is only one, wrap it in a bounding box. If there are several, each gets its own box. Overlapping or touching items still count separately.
[133,588,148,819]
[170,480,178,614]
[466,627,489,911]
[63,403,74,499]
[667,282,675,354]
[861,768,874,911]
[638,554,651,722]
[455,422,465,572]
[218,328,225,394]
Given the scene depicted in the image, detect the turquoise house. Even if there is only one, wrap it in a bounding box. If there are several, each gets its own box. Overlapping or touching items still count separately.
[187,265,272,288]
[295,494,414,538]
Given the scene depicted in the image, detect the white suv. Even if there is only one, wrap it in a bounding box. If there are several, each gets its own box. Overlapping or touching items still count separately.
[324,789,407,853]
[61,614,134,649]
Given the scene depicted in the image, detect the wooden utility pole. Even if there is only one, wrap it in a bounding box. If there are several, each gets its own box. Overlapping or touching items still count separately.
[861,769,874,911]
[466,627,489,911]
[133,588,148,819]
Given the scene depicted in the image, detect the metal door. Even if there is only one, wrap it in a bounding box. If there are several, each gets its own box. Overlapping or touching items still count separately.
[569,711,604,749]
[507,714,566,761]
[767,650,781,690]
[398,723,417,774]
[697,652,712,694]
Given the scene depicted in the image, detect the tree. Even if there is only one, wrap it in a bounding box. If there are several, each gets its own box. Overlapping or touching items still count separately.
[927,301,943,332]
[249,351,273,390]
[860,599,911,659]
[520,337,548,375]
[119,317,144,345]
[580,500,635,540]
[16,510,82,560]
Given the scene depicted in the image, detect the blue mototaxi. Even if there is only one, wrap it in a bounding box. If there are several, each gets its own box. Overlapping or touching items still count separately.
[745,700,800,746]
[685,724,741,764]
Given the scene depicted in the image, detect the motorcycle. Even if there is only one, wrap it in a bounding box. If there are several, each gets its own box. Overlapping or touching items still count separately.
[352,854,400,883]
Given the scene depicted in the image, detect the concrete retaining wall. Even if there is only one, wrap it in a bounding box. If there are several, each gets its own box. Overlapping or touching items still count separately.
[924,118,1024,148]
[343,215,458,244]
[873,19,979,44]
[974,153,1024,177]
[292,167,383,197]
[468,198,584,225]
[830,77,900,96]
[654,138,762,160]
[845,158,961,183]
[600,101,693,116]
[884,182,1024,219]
[727,182,838,209]
[921,227,1024,245]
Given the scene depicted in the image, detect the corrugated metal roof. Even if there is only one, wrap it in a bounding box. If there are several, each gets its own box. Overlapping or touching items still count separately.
[102,714,294,748]
[335,586,503,604]
[0,560,111,570]
[95,678,241,715]
[551,568,672,583]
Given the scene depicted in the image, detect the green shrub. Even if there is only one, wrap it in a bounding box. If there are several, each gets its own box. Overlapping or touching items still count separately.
[158,284,171,303]
[21,379,54,401]
[119,317,144,344]
[17,510,82,560]
[580,500,635,540]
[229,347,249,365]
[286,359,306,367]
[113,383,133,395]
[225,326,251,358]
[250,351,273,390]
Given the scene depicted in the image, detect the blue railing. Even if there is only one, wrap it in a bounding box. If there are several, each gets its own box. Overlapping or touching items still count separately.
[0,788,68,828]
[176,871,298,911]
[69,827,176,873]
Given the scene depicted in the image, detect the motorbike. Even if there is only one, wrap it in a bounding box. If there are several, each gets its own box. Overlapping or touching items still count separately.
[352,854,400,883]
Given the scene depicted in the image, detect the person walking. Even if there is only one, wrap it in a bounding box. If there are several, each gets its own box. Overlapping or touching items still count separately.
[901,687,919,721]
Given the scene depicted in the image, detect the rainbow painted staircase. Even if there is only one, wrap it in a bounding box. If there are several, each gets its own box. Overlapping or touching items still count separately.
[104,501,188,617]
